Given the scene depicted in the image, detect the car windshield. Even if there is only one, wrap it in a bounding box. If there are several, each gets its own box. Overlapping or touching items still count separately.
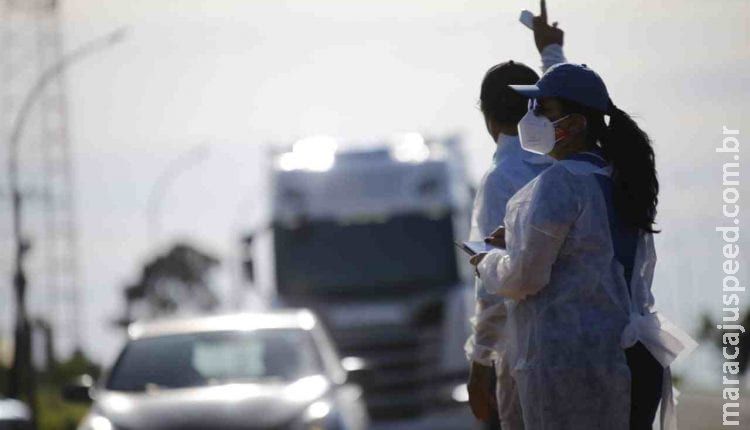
[106,329,322,391]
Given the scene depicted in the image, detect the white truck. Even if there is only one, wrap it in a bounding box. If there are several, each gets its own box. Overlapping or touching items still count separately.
[241,134,476,422]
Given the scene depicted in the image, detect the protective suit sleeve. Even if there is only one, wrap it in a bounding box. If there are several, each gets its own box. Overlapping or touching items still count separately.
[636,232,658,311]
[621,232,699,367]
[465,274,509,366]
[478,167,580,300]
[621,232,697,430]
[465,178,517,365]
[541,43,567,72]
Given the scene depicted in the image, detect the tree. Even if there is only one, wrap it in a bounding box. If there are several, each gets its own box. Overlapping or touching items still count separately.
[120,243,220,324]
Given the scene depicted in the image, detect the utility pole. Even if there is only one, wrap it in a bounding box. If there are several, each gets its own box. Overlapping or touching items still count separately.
[2,0,125,413]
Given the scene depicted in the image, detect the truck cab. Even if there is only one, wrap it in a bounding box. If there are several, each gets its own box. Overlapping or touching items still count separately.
[243,134,475,420]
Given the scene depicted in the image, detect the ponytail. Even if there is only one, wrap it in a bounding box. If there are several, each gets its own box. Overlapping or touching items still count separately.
[560,99,659,233]
[603,104,659,233]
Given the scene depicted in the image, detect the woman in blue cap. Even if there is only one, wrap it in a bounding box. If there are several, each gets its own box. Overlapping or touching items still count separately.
[470,63,695,429]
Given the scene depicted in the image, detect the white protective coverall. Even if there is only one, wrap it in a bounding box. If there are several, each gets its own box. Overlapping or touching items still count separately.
[464,44,564,429]
[465,135,551,427]
[476,154,696,430]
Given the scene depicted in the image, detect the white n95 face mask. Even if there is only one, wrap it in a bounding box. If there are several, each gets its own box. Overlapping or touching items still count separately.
[517,109,570,155]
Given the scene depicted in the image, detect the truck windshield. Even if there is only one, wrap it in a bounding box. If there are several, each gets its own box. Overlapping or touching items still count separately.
[274,212,459,294]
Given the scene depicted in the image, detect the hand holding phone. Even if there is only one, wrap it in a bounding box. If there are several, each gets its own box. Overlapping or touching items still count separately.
[455,241,495,256]
[484,226,506,249]
[523,0,563,53]
[469,252,488,268]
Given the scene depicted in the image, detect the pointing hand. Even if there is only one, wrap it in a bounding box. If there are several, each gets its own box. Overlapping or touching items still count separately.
[533,0,564,53]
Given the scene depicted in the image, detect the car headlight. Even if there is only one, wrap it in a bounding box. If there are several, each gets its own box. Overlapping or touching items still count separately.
[296,400,340,430]
[77,412,114,430]
[305,400,331,421]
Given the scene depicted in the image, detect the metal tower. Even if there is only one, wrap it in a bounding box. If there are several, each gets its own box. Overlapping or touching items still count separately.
[1,0,81,364]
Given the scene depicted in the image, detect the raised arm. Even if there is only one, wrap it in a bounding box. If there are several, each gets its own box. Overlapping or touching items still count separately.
[533,0,567,72]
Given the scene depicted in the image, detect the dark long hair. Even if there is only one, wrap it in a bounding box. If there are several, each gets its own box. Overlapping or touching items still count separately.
[560,98,659,233]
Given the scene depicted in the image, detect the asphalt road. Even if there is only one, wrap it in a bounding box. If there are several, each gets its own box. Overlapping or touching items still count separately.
[370,407,483,430]
[369,390,750,430]
[677,391,749,430]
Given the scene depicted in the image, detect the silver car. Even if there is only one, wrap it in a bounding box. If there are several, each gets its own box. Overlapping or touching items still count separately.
[0,398,32,430]
[69,310,369,430]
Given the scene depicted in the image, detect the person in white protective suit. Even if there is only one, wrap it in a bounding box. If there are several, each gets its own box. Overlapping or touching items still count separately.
[465,3,566,429]
[470,63,697,429]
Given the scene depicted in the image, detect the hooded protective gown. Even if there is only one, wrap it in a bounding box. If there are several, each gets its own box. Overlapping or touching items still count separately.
[466,135,552,365]
[464,134,551,428]
[477,154,696,430]
[464,43,565,430]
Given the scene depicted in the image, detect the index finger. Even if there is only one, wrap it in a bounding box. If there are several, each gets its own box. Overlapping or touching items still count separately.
[540,0,548,24]
[490,225,505,237]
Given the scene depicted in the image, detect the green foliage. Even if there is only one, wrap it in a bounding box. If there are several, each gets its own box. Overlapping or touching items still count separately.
[36,384,89,430]
[0,363,7,395]
[11,350,100,430]
[122,242,221,321]
[42,349,101,387]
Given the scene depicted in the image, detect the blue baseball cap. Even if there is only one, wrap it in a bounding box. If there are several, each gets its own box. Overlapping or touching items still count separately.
[509,63,610,113]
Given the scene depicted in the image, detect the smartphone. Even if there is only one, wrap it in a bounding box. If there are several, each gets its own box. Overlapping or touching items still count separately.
[454,241,495,256]
[519,10,534,30]
[454,241,477,256]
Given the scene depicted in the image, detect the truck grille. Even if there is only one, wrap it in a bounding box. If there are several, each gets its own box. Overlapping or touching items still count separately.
[331,324,443,419]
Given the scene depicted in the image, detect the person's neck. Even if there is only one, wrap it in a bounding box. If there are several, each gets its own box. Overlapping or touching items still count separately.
[500,129,519,137]
[492,124,518,143]
[549,138,594,160]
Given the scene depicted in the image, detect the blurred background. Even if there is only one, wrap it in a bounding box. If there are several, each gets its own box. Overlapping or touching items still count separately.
[0,0,748,429]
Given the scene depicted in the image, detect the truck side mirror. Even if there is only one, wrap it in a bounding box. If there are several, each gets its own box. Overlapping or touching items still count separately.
[241,234,255,283]
[61,374,94,403]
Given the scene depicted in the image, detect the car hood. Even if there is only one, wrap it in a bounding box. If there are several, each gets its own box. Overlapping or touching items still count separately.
[0,398,31,422]
[95,376,330,430]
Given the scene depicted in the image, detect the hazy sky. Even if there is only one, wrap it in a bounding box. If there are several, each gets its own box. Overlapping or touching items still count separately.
[1,0,748,381]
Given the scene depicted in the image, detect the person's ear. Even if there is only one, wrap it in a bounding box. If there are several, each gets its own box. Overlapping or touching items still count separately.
[571,114,587,133]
